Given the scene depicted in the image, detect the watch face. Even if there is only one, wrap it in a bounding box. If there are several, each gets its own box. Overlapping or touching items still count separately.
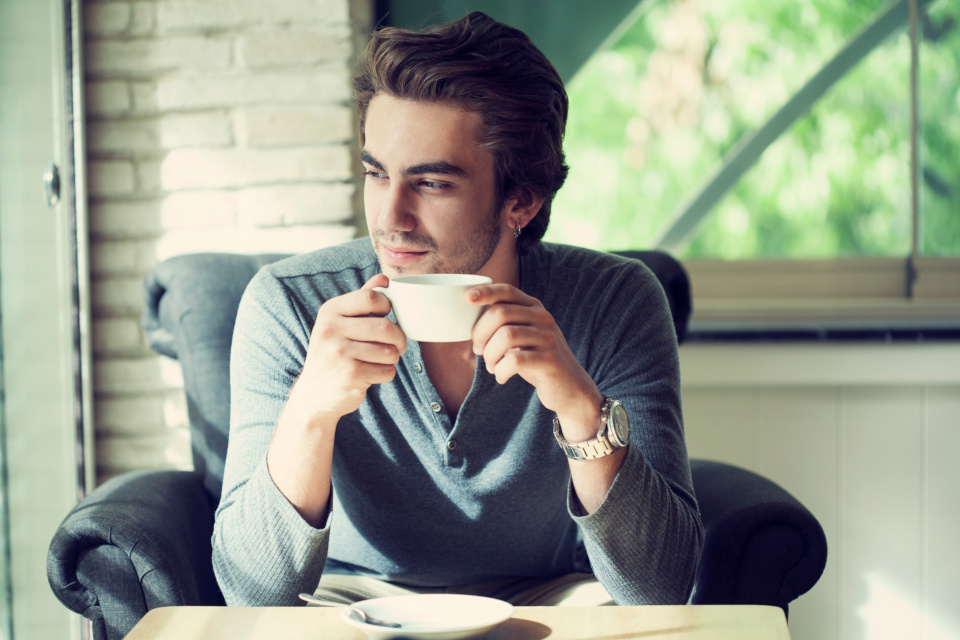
[610,402,630,447]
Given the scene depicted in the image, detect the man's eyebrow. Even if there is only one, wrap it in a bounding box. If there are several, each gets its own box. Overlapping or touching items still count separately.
[359,150,384,171]
[405,161,468,178]
[360,150,468,178]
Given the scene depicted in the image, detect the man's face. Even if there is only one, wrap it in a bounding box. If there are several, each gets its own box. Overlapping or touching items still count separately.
[362,95,512,278]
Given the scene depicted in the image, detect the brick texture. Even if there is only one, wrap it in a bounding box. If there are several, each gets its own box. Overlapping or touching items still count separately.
[85,0,370,483]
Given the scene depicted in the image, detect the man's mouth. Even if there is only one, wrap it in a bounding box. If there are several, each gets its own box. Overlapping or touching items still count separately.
[381,244,428,264]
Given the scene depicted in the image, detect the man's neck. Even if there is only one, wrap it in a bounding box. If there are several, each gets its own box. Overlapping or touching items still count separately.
[475,236,522,288]
[420,340,478,419]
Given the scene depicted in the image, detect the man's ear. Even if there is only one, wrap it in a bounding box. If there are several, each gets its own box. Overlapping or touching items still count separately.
[505,189,545,230]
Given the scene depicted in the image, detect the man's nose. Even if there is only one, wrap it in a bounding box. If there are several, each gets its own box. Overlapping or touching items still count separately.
[379,183,416,232]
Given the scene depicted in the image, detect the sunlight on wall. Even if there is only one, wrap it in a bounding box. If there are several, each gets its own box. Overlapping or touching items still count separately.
[857,568,959,640]
[163,429,192,470]
[858,571,921,639]
[160,356,184,387]
[154,225,357,260]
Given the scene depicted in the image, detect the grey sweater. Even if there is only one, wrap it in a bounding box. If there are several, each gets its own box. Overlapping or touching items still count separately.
[213,238,702,606]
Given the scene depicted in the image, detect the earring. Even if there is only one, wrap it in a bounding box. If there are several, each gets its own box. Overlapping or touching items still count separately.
[513,223,522,239]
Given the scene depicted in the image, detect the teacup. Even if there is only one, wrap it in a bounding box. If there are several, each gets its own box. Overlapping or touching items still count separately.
[374,274,492,342]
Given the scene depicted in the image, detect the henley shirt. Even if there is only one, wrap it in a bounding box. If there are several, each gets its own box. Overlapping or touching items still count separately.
[213,238,702,606]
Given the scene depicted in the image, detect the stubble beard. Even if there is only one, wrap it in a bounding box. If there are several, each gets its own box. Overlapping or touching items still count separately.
[372,200,504,276]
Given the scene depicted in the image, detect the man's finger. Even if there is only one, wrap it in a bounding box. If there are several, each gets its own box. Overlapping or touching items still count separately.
[350,340,403,366]
[341,316,407,355]
[325,282,392,318]
[480,324,542,372]
[466,283,537,307]
[361,273,390,290]
[471,302,539,356]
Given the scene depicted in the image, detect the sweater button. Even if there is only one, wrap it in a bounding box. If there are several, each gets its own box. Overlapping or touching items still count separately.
[413,362,423,373]
[430,402,442,413]
[447,439,457,450]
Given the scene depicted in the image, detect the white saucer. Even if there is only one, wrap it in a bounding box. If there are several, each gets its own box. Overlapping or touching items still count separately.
[339,593,514,640]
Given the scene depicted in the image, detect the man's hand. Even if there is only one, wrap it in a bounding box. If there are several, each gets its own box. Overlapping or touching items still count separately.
[268,273,405,527]
[292,273,407,425]
[467,284,603,431]
[467,283,623,515]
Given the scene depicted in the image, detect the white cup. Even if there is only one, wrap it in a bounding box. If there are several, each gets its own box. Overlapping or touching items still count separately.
[374,274,492,342]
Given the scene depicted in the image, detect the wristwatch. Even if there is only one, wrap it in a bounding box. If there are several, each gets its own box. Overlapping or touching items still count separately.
[553,396,630,460]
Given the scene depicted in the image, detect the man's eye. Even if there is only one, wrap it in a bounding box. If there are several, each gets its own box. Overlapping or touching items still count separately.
[364,170,387,180]
[420,181,448,190]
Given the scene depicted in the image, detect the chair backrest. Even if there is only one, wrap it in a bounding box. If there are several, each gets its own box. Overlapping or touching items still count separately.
[141,249,691,501]
[612,250,692,344]
[142,252,291,502]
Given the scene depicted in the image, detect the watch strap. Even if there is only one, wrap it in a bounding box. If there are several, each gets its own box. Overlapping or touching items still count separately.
[553,416,617,460]
[553,397,623,460]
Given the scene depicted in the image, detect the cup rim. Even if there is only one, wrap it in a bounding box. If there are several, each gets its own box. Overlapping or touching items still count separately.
[389,274,492,287]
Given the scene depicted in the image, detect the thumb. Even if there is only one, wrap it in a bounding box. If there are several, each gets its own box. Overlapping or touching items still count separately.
[362,273,390,290]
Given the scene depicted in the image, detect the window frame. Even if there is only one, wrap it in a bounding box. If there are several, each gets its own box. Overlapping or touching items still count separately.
[683,257,960,333]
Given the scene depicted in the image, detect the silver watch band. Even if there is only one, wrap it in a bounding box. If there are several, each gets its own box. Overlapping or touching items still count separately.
[552,396,623,460]
[552,416,617,460]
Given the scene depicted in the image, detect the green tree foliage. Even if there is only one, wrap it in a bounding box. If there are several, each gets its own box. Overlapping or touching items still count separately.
[547,0,959,258]
[920,0,960,256]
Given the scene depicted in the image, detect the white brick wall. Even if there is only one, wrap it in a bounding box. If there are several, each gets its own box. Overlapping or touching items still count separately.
[85,0,371,483]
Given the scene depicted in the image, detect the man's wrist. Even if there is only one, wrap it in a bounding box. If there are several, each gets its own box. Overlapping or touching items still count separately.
[280,376,342,434]
[552,389,605,443]
[554,394,632,462]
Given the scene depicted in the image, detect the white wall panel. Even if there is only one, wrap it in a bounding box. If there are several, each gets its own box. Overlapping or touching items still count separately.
[840,388,924,640]
[683,388,759,471]
[923,387,960,640]
[755,389,841,640]
[681,344,960,640]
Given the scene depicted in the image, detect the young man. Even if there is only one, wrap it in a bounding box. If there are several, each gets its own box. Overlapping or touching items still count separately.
[213,12,702,607]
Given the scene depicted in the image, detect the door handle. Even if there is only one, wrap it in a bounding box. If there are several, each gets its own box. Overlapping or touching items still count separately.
[44,162,61,207]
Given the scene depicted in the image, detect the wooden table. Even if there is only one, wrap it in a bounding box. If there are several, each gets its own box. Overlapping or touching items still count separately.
[123,605,791,639]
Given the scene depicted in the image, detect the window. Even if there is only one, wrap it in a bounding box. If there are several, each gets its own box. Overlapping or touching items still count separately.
[547,0,960,332]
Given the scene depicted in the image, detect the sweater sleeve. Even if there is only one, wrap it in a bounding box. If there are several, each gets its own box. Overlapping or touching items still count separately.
[211,269,331,606]
[568,261,703,605]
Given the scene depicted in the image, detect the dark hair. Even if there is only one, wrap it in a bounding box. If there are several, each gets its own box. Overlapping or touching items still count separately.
[354,12,569,254]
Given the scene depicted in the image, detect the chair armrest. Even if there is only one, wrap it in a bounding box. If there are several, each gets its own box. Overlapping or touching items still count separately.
[689,459,828,613]
[47,470,224,640]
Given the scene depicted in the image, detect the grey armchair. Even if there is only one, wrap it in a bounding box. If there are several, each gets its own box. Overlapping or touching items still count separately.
[47,250,827,640]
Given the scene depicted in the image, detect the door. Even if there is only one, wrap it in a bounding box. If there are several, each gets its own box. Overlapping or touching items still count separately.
[0,0,91,637]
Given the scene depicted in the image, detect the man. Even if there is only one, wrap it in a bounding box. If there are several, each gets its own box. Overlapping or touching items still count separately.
[213,11,702,607]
